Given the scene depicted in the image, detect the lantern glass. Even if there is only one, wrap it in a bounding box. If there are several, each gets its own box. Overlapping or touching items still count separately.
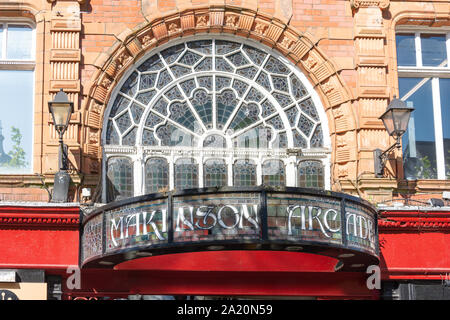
[380,97,414,139]
[48,89,73,134]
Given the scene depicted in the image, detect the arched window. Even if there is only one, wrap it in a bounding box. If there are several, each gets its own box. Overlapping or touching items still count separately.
[204,159,227,187]
[102,37,330,201]
[297,160,324,189]
[175,158,198,190]
[145,158,169,193]
[233,159,257,186]
[106,157,134,202]
[262,160,285,186]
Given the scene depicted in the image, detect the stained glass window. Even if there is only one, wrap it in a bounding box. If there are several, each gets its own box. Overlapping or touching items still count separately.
[106,157,134,202]
[262,160,285,186]
[233,159,257,186]
[175,158,199,190]
[145,158,169,193]
[298,161,324,189]
[103,38,329,200]
[204,159,228,187]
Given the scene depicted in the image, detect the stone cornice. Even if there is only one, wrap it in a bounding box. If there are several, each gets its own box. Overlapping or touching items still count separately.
[379,209,450,231]
[0,205,80,228]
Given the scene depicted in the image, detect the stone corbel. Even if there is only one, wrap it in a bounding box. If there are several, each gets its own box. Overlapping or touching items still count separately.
[350,0,389,10]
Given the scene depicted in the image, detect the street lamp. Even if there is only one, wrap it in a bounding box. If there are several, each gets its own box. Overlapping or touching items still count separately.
[48,89,73,202]
[374,95,414,178]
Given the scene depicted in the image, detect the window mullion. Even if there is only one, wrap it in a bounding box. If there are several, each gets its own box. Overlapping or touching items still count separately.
[431,77,446,179]
[415,32,422,67]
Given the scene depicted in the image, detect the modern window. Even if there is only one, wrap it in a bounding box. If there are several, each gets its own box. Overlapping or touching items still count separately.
[396,31,450,179]
[0,22,35,174]
[103,37,331,201]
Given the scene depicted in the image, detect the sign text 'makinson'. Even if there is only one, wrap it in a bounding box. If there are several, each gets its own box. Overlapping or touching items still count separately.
[106,196,376,252]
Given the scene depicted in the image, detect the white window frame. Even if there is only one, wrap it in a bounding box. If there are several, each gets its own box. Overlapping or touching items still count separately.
[0,19,36,70]
[396,28,450,180]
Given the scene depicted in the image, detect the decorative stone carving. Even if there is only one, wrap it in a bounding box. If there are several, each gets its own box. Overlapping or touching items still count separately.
[168,23,179,34]
[225,15,238,27]
[197,16,208,27]
[101,77,112,88]
[280,36,293,50]
[350,0,389,9]
[254,23,267,35]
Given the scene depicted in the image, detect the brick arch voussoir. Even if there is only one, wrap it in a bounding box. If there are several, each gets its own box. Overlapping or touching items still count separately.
[83,6,357,179]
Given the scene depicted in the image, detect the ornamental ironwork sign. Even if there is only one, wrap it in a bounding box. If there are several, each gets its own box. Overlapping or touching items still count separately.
[81,187,379,271]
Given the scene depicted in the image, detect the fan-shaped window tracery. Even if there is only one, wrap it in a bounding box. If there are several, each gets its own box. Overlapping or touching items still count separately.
[103,37,330,201]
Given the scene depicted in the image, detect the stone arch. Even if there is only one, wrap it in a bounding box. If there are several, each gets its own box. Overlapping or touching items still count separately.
[82,5,358,190]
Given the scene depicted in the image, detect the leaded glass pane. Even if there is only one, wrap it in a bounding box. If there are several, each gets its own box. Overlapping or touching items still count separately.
[110,95,130,118]
[272,132,288,149]
[242,45,267,65]
[232,79,249,97]
[298,114,314,137]
[272,76,289,93]
[106,157,134,202]
[122,126,137,146]
[264,56,290,74]
[142,129,158,146]
[262,160,285,186]
[245,87,264,102]
[215,57,234,72]
[190,89,213,128]
[130,103,144,123]
[266,115,284,130]
[144,111,164,128]
[285,106,299,127]
[216,76,231,91]
[179,51,202,66]
[145,158,169,193]
[195,57,212,71]
[138,55,164,72]
[229,103,260,132]
[310,124,324,148]
[198,76,213,91]
[152,96,168,116]
[170,65,191,78]
[292,129,307,148]
[135,90,156,105]
[204,159,227,187]
[161,43,185,64]
[299,98,319,121]
[227,52,249,67]
[165,86,183,101]
[298,160,324,189]
[180,79,196,97]
[115,111,132,134]
[215,40,240,55]
[233,159,257,186]
[169,101,202,133]
[216,89,239,129]
[234,125,272,149]
[156,123,197,147]
[187,40,212,54]
[236,66,258,79]
[106,120,119,145]
[120,71,139,97]
[140,73,157,90]
[175,158,199,189]
[157,69,173,89]
[273,92,294,107]
[290,74,308,100]
[261,100,276,118]
[256,71,272,91]
[203,134,227,148]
